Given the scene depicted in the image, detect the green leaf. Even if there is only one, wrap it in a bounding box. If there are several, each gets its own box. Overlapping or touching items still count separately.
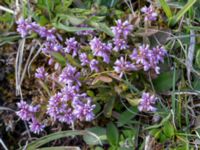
[26,130,94,150]
[53,23,94,32]
[163,121,175,138]
[100,0,119,7]
[103,97,115,118]
[66,54,81,68]
[159,0,172,19]
[106,122,119,146]
[153,70,180,92]
[83,127,106,145]
[196,49,200,68]
[90,22,114,37]
[170,0,197,26]
[118,106,138,127]
[145,113,171,130]
[37,146,80,150]
[50,52,66,67]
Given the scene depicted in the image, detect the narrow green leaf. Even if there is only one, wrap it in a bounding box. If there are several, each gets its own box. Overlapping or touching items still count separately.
[50,52,66,67]
[26,130,102,150]
[196,49,200,68]
[90,22,114,37]
[66,54,81,68]
[26,130,88,150]
[153,70,180,92]
[83,127,106,145]
[118,106,138,127]
[100,0,119,7]
[159,0,172,19]
[163,121,175,138]
[106,122,119,146]
[170,0,197,26]
[145,113,171,130]
[103,97,115,118]
[37,146,80,150]
[53,23,94,32]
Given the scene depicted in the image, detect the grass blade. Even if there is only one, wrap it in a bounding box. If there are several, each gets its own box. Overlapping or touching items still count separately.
[170,0,197,26]
[53,23,94,32]
[159,0,172,19]
[26,130,101,150]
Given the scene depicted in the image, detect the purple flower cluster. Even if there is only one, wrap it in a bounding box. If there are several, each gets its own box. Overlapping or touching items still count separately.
[130,44,167,74]
[79,53,90,66]
[79,53,99,72]
[42,40,63,53]
[16,18,56,40]
[114,57,136,78]
[35,66,48,80]
[138,92,157,112]
[47,78,95,124]
[16,100,45,134]
[111,20,133,51]
[16,19,32,38]
[89,37,112,64]
[16,18,61,54]
[16,15,167,134]
[141,5,157,21]
[59,64,81,86]
[64,38,80,57]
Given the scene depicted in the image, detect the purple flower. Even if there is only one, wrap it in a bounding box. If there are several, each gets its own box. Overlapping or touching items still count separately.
[130,45,152,71]
[114,57,136,78]
[138,92,157,112]
[47,92,63,120]
[150,46,167,63]
[48,58,54,65]
[79,53,90,66]
[47,91,75,124]
[130,45,150,64]
[113,38,129,51]
[73,96,95,121]
[38,28,56,41]
[35,66,48,80]
[29,22,41,33]
[16,18,31,38]
[89,37,112,63]
[130,45,167,74]
[111,20,133,52]
[90,59,99,72]
[29,118,45,134]
[16,100,39,121]
[61,85,79,101]
[42,40,63,53]
[59,64,81,86]
[111,19,133,39]
[64,38,80,57]
[141,5,157,21]
[57,108,75,124]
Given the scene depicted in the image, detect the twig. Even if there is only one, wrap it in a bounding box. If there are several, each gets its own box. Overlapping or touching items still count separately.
[0,5,14,14]
[0,138,8,150]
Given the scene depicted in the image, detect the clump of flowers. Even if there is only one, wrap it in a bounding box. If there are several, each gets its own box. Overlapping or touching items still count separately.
[141,5,158,21]
[130,44,167,74]
[64,38,80,57]
[111,19,133,51]
[16,12,167,134]
[89,37,112,63]
[16,100,44,133]
[35,66,48,80]
[114,56,136,78]
[138,92,157,112]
